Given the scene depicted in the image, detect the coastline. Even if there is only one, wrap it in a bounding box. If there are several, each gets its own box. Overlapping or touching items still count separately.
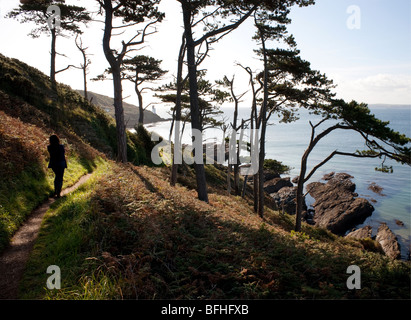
[142,106,411,261]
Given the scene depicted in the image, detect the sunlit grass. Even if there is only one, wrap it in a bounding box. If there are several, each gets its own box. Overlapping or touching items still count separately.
[0,154,103,253]
[19,161,110,299]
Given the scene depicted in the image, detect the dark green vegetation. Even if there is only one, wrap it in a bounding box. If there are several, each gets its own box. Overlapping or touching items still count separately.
[0,55,409,299]
[264,159,291,175]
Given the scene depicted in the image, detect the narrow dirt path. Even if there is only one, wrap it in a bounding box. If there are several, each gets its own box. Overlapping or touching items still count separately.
[0,173,92,299]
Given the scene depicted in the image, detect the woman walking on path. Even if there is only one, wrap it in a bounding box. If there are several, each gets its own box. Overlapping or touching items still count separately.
[47,134,67,198]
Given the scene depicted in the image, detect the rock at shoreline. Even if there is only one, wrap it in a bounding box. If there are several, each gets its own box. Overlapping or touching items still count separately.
[307,173,374,235]
[264,177,293,194]
[271,186,306,215]
[375,223,401,260]
[264,171,281,182]
[395,219,404,227]
[264,175,301,214]
[322,172,336,181]
[346,225,373,239]
[368,182,386,196]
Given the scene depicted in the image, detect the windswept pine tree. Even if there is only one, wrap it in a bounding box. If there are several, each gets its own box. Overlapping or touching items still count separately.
[157,70,227,133]
[96,0,164,163]
[7,0,91,87]
[123,56,167,126]
[240,1,328,217]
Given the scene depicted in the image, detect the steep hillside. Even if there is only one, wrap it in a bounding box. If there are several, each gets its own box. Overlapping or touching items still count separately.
[0,53,155,252]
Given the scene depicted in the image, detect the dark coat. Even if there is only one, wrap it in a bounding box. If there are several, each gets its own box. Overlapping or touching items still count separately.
[47,144,67,169]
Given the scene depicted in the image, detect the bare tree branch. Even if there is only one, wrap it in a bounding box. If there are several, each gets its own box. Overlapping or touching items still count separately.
[55,64,76,74]
[193,6,257,47]
[192,6,223,27]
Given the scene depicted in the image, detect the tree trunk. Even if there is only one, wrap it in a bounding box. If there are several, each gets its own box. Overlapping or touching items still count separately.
[242,175,248,198]
[295,153,308,232]
[170,35,186,186]
[75,35,89,100]
[112,69,128,163]
[258,127,266,218]
[102,0,127,163]
[250,78,259,212]
[227,163,232,195]
[82,54,88,101]
[182,2,208,202]
[232,88,239,195]
[253,174,258,212]
[235,120,245,196]
[50,28,57,88]
[83,65,88,100]
[234,155,240,195]
[258,31,269,218]
[136,80,144,126]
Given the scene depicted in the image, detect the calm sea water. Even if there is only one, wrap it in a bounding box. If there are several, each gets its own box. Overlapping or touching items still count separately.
[144,105,411,259]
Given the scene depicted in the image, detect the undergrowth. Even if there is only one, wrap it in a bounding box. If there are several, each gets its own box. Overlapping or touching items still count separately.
[19,162,411,300]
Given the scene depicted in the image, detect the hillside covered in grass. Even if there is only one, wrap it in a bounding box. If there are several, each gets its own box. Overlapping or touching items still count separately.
[20,162,411,299]
[0,54,410,300]
[0,53,155,252]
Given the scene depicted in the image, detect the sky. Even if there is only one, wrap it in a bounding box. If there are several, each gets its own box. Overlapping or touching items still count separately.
[0,0,410,118]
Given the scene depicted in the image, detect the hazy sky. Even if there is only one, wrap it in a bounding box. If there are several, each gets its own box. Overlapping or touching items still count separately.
[0,0,410,117]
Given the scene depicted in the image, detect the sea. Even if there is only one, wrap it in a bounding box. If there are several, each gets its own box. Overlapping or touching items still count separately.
[144,105,411,260]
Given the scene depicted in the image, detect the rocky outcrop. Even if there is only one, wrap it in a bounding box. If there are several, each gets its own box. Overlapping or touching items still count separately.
[307,173,374,235]
[375,223,401,260]
[346,225,373,239]
[322,172,336,181]
[264,177,293,194]
[264,174,306,215]
[345,224,402,260]
[271,186,306,215]
[264,171,281,182]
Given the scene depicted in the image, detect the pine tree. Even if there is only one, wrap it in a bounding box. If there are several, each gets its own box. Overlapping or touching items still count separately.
[7,0,91,87]
[97,0,164,163]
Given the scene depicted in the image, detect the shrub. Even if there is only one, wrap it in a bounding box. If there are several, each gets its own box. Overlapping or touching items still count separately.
[264,159,291,174]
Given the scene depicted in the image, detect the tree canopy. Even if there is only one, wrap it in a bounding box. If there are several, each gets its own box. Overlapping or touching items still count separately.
[8,0,91,38]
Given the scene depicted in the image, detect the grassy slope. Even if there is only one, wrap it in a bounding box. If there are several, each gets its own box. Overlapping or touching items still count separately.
[0,53,154,252]
[0,110,101,251]
[20,162,410,299]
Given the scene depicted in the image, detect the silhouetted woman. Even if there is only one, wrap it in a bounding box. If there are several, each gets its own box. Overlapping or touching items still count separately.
[47,135,67,198]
